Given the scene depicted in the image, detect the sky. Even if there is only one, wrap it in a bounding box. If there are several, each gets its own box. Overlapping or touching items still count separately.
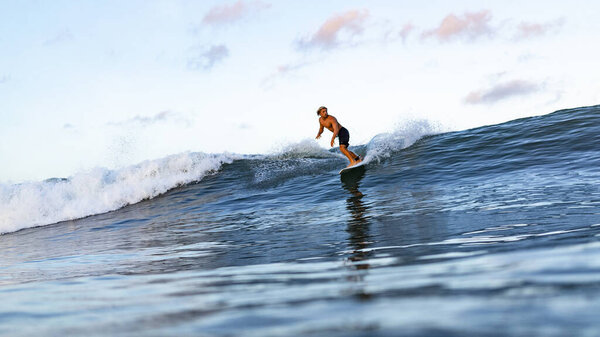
[1,0,599,182]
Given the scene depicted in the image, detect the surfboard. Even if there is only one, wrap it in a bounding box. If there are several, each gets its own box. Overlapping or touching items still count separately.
[339,160,367,174]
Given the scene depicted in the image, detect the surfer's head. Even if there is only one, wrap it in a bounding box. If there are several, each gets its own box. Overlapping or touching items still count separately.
[317,106,327,116]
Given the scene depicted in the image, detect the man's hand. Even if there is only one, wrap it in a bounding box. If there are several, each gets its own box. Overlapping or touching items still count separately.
[330,138,335,147]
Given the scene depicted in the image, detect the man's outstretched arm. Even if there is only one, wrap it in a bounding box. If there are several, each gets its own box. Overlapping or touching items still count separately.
[316,124,324,139]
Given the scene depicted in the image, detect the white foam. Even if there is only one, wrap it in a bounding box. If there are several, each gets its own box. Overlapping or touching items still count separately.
[0,152,237,234]
[269,138,341,160]
[364,119,443,163]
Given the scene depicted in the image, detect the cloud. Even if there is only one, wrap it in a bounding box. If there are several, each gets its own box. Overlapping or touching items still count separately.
[465,80,542,104]
[63,123,75,129]
[297,10,369,50]
[383,23,415,43]
[422,10,493,42]
[44,29,74,46]
[108,111,191,127]
[274,61,311,77]
[261,61,312,88]
[0,75,9,84]
[234,122,252,130]
[202,0,270,26]
[187,45,229,70]
[398,24,415,42]
[513,18,564,40]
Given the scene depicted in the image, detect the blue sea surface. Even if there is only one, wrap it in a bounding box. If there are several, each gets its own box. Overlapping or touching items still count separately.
[2,105,600,336]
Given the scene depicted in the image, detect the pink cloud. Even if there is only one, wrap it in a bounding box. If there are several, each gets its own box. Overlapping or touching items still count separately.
[276,62,308,75]
[423,10,493,42]
[298,10,369,50]
[399,24,415,42]
[261,61,312,89]
[514,18,564,40]
[465,80,541,104]
[202,1,270,26]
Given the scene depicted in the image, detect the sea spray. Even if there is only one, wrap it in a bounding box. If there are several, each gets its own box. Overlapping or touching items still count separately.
[364,118,443,163]
[268,138,342,160]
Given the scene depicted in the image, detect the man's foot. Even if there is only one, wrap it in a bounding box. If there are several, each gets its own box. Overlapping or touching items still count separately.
[346,156,362,168]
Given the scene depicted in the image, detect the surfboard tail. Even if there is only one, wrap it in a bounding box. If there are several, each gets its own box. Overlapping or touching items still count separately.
[339,160,367,174]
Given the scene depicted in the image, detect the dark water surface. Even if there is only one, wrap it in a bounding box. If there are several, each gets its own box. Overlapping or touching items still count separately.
[2,105,600,336]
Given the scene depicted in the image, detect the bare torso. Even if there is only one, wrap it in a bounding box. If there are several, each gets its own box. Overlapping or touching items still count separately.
[319,115,343,132]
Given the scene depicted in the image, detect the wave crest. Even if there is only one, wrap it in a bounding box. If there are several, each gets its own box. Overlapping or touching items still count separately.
[0,152,236,234]
[364,119,442,163]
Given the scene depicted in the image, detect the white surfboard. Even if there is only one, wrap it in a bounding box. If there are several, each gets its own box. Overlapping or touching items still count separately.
[339,160,367,174]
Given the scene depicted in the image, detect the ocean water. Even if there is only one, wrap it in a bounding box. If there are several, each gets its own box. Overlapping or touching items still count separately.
[2,105,600,336]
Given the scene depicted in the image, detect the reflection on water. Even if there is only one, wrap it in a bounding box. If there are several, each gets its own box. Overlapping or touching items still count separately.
[341,167,373,300]
[341,167,371,260]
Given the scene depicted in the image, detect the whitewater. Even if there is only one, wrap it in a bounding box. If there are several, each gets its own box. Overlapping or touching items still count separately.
[2,105,600,336]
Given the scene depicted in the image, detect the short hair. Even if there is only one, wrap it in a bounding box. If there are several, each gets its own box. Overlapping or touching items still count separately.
[316,106,327,115]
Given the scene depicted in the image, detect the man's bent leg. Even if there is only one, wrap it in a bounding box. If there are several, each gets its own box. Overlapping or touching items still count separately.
[348,149,360,161]
[343,147,362,164]
[340,145,359,167]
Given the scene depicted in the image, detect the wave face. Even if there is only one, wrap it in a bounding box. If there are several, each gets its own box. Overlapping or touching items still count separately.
[2,105,600,336]
[351,106,600,196]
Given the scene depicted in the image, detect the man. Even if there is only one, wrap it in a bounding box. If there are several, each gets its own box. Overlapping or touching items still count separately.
[315,106,362,167]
